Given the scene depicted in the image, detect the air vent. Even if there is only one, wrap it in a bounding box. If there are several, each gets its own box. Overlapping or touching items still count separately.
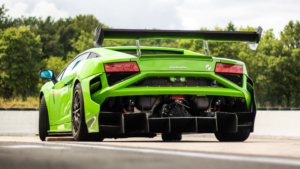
[216,74,242,86]
[106,73,139,86]
[87,53,100,59]
[90,77,102,95]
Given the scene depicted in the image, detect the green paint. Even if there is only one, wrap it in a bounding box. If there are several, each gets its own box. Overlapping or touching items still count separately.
[39,46,255,133]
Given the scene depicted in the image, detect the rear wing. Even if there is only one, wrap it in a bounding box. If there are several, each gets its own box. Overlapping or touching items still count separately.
[93,23,263,55]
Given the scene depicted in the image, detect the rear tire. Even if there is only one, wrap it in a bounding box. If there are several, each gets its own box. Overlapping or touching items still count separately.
[72,83,104,141]
[214,128,250,142]
[162,133,182,141]
[39,96,49,141]
[72,83,89,141]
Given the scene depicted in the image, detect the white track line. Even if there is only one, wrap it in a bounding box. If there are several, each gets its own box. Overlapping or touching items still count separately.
[22,141,300,167]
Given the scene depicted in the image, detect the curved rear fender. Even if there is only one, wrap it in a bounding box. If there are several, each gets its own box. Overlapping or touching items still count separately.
[246,75,256,132]
[72,57,104,133]
[245,75,256,109]
[77,58,104,80]
[80,74,102,133]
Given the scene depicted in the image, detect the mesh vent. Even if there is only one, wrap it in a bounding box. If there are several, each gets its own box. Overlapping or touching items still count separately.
[90,77,102,94]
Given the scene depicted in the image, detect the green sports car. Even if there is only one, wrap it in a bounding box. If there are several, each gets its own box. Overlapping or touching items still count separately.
[39,24,263,142]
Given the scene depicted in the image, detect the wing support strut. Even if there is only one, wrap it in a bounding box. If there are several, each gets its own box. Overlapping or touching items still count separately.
[203,40,209,55]
[136,39,141,57]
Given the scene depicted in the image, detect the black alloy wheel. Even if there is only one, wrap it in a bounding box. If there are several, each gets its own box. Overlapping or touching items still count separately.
[72,83,104,141]
[72,83,88,141]
[72,88,81,135]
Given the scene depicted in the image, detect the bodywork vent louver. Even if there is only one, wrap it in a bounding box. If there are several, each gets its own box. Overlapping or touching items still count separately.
[216,74,242,86]
[90,77,102,95]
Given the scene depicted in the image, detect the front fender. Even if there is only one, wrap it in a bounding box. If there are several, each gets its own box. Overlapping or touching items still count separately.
[39,81,54,113]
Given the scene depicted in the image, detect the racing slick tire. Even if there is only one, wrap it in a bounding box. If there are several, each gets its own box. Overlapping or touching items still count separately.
[39,96,49,141]
[72,83,104,141]
[162,133,182,141]
[214,128,250,142]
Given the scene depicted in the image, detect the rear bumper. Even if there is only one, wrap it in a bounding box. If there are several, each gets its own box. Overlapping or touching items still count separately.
[92,71,252,108]
[85,71,255,134]
[96,112,255,137]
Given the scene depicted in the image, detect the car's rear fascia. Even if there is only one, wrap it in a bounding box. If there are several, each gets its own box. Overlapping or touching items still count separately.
[78,47,255,134]
[91,71,251,109]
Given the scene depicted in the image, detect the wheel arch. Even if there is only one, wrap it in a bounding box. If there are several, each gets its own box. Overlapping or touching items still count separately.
[71,78,82,111]
[39,90,50,113]
[39,91,44,103]
[245,75,256,132]
[73,76,101,133]
[74,79,81,88]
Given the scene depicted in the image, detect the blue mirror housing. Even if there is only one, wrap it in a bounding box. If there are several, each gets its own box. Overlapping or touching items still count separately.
[39,70,54,79]
[39,70,58,84]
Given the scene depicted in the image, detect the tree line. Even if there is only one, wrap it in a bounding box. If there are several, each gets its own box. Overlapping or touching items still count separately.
[0,4,299,107]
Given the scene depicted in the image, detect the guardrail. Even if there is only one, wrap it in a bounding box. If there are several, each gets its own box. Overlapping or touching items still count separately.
[1,110,300,140]
[0,110,39,136]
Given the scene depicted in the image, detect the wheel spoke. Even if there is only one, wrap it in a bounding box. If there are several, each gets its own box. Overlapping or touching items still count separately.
[72,89,82,134]
[75,94,78,102]
[73,103,76,110]
[74,99,78,109]
[77,95,80,102]
[76,121,80,129]
[72,116,79,131]
[74,116,78,124]
[73,109,80,115]
[73,100,77,110]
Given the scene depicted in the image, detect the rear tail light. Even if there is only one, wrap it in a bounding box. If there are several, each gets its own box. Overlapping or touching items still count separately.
[104,62,140,73]
[215,63,243,74]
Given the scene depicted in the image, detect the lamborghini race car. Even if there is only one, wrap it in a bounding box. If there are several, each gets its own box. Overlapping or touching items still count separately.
[38,24,263,142]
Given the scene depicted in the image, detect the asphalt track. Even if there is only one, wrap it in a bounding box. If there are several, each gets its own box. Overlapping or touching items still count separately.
[1,136,300,169]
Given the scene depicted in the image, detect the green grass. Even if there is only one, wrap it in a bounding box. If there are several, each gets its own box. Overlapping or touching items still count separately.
[0,97,39,108]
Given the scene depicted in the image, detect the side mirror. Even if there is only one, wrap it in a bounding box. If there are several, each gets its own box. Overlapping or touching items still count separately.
[39,70,58,84]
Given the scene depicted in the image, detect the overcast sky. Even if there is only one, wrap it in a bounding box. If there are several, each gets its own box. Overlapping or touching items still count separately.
[1,0,299,37]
